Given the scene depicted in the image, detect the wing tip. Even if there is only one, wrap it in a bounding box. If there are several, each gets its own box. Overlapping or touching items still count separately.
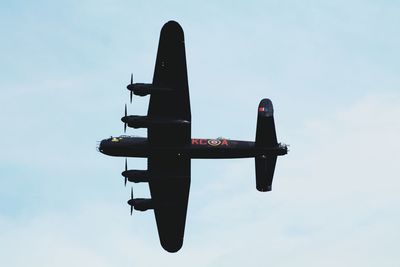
[256,185,272,192]
[161,240,183,253]
[164,20,182,28]
[161,20,184,40]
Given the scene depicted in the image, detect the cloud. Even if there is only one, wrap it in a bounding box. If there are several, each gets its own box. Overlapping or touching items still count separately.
[1,1,400,266]
[190,92,400,266]
[1,92,399,266]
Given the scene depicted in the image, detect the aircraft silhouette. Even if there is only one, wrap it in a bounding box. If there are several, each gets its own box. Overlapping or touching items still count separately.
[98,21,288,253]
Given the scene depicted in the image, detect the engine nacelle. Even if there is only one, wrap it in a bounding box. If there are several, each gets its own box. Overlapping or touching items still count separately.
[121,115,149,129]
[127,83,173,96]
[121,170,149,183]
[127,198,154,211]
[121,115,190,129]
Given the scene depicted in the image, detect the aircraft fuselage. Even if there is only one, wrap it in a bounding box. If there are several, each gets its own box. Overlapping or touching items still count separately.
[99,136,287,159]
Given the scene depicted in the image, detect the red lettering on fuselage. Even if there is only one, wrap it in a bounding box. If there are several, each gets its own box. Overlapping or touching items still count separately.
[192,138,229,146]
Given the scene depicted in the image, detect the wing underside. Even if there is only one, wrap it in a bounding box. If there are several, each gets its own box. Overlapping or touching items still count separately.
[148,156,190,252]
[146,21,191,252]
[148,21,191,145]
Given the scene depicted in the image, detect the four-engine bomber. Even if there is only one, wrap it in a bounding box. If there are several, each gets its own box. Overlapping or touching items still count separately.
[98,21,288,253]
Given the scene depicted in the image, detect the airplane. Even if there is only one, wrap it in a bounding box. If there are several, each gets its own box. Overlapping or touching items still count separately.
[98,20,288,253]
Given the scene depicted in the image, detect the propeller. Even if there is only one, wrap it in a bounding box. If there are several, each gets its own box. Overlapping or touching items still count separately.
[124,104,127,133]
[130,74,133,103]
[130,187,134,215]
[124,158,128,186]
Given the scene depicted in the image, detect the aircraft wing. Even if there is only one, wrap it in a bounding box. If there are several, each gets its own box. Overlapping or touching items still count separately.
[147,21,191,253]
[148,20,191,145]
[148,156,190,252]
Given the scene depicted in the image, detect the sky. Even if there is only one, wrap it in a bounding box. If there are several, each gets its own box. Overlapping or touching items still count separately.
[1,0,399,266]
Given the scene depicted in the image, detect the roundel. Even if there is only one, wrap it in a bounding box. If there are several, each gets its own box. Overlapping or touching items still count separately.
[208,139,221,146]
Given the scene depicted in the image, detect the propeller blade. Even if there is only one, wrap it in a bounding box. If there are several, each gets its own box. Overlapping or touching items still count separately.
[130,187,134,215]
[124,104,127,133]
[130,73,133,84]
[124,158,128,186]
[130,90,133,103]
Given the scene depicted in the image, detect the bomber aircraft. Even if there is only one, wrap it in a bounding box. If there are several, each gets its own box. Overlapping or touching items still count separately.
[98,21,288,252]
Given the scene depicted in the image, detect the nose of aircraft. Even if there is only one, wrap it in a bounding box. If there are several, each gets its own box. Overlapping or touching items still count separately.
[97,139,109,153]
[98,137,125,155]
[97,140,104,153]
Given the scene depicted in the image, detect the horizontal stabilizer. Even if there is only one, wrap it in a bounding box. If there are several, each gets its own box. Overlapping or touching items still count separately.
[255,99,279,191]
[255,156,277,192]
[255,99,278,147]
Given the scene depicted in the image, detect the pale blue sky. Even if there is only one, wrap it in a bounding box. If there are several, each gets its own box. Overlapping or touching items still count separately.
[1,1,399,266]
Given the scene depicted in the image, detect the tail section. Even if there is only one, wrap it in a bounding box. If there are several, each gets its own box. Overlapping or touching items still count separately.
[256,99,277,146]
[255,156,277,191]
[255,99,278,192]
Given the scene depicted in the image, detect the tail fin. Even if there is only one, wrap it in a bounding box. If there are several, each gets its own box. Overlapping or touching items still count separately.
[255,99,278,192]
